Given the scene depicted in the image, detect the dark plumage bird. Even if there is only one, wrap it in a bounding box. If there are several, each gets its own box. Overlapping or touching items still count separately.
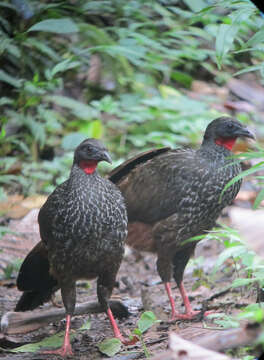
[109,117,254,321]
[15,138,137,357]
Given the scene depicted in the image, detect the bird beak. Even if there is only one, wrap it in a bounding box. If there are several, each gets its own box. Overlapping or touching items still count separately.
[101,151,112,164]
[234,127,255,140]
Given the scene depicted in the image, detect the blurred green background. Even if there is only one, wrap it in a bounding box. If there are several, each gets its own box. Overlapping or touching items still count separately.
[1,0,264,197]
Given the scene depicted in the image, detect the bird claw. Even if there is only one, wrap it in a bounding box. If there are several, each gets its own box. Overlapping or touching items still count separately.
[42,345,73,357]
[118,334,139,346]
[169,309,216,322]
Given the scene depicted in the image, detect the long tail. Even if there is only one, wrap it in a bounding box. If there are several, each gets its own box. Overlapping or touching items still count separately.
[15,288,56,311]
[15,242,58,312]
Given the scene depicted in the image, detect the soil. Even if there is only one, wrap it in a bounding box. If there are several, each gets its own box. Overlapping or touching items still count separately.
[0,204,257,359]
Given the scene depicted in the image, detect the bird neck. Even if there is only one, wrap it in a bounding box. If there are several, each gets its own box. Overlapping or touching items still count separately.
[79,160,98,174]
[215,137,236,151]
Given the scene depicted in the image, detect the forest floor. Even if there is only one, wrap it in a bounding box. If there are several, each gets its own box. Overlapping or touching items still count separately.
[0,196,260,359]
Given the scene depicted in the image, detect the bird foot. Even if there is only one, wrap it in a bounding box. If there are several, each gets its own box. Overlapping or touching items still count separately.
[117,334,139,346]
[42,344,73,357]
[169,309,214,322]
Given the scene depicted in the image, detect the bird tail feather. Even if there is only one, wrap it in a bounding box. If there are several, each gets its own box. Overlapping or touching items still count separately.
[15,241,58,312]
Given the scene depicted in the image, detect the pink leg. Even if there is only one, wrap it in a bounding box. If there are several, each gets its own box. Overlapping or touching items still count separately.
[165,282,212,321]
[107,308,138,345]
[42,314,73,357]
[165,282,177,321]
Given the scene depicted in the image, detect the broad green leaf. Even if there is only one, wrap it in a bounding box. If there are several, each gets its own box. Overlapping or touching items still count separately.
[215,24,239,68]
[182,0,208,12]
[46,95,98,120]
[231,278,255,287]
[98,338,122,357]
[26,38,61,61]
[247,28,264,47]
[171,71,193,88]
[238,304,264,322]
[48,59,81,79]
[28,19,78,34]
[213,245,247,272]
[0,70,22,88]
[62,133,87,150]
[137,311,157,333]
[10,331,75,353]
[0,97,13,106]
[78,120,103,138]
[159,85,181,98]
[23,116,46,147]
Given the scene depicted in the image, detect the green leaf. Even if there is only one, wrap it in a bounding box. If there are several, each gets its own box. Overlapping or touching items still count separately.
[182,0,208,12]
[234,63,264,76]
[213,245,247,272]
[238,304,264,323]
[0,70,22,88]
[254,188,264,209]
[222,162,264,195]
[28,19,78,34]
[171,71,193,88]
[137,311,157,334]
[133,328,142,336]
[98,338,122,357]
[247,28,264,47]
[48,59,81,79]
[0,97,13,106]
[10,331,74,353]
[78,319,91,331]
[62,133,87,151]
[215,24,239,68]
[26,38,61,61]
[46,95,98,120]
[231,278,255,288]
[79,120,103,138]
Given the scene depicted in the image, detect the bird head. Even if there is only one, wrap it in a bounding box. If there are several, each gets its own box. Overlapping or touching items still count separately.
[74,138,112,174]
[202,117,255,151]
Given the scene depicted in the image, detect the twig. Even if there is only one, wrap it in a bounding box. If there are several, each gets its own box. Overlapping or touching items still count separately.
[1,300,129,335]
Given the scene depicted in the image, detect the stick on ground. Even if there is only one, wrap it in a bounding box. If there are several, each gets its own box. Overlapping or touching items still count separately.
[1,300,129,335]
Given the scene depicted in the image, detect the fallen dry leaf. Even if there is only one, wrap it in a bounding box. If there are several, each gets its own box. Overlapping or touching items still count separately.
[0,194,47,219]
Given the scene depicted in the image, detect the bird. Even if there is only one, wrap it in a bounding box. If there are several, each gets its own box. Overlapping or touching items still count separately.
[108,117,254,321]
[15,138,137,357]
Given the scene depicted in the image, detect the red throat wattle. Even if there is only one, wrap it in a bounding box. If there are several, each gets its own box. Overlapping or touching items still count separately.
[79,160,98,174]
[215,137,236,151]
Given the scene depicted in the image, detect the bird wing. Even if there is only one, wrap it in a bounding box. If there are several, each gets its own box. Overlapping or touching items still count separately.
[108,147,171,184]
[109,148,200,224]
[38,180,69,246]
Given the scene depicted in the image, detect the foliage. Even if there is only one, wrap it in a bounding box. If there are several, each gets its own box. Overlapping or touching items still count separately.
[202,227,264,353]
[98,338,122,357]
[0,0,263,197]
[133,311,159,358]
[10,318,91,353]
[223,146,264,209]
[98,311,158,357]
[10,331,74,353]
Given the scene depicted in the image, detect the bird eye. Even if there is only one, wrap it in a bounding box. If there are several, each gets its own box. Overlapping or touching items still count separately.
[227,123,234,129]
[84,145,92,151]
